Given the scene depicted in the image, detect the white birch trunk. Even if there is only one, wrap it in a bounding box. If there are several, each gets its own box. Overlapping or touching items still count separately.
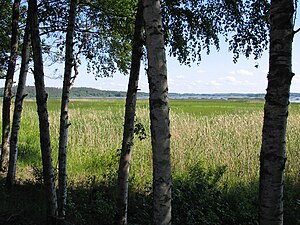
[6,15,31,188]
[259,0,294,224]
[115,1,144,224]
[28,0,58,222]
[58,0,77,219]
[143,1,171,224]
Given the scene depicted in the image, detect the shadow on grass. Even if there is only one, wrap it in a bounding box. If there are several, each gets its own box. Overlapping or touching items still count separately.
[0,166,299,225]
[0,176,47,225]
[17,144,42,166]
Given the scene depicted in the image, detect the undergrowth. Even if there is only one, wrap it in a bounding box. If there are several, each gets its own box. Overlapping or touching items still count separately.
[0,99,299,224]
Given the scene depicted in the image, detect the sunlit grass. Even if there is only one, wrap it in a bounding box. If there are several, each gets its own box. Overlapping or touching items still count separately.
[1,99,300,191]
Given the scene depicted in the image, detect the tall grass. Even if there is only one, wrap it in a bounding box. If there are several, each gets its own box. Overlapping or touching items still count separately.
[3,99,299,190]
[1,99,300,224]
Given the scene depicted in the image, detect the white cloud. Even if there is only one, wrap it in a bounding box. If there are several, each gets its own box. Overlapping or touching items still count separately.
[197,69,206,73]
[176,75,184,79]
[239,80,255,86]
[208,80,222,86]
[169,83,196,93]
[222,76,236,82]
[168,78,175,85]
[237,69,254,76]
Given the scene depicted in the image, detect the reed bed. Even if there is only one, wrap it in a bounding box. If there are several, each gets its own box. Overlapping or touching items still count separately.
[1,100,299,190]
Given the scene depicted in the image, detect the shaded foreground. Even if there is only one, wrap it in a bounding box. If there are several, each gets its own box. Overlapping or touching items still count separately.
[0,170,299,225]
[0,99,299,224]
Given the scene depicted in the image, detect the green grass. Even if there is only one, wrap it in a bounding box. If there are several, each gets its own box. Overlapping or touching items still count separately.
[170,99,265,116]
[0,98,300,224]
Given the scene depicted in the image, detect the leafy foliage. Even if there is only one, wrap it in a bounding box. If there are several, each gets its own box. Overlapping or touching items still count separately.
[79,0,137,77]
[37,0,137,78]
[162,0,222,64]
[173,165,228,225]
[134,119,147,141]
[161,0,270,64]
[0,0,13,77]
[220,0,270,62]
[25,0,270,81]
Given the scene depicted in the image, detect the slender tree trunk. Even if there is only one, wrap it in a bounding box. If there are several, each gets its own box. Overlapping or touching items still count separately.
[0,0,20,171]
[6,15,31,188]
[259,1,294,224]
[143,1,171,225]
[115,1,144,224]
[28,0,58,222]
[57,0,77,220]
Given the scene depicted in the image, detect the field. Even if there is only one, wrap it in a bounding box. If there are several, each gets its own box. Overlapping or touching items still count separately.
[0,98,300,224]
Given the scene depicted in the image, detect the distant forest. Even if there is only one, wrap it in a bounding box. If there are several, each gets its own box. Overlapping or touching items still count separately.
[0,86,148,99]
[1,86,300,100]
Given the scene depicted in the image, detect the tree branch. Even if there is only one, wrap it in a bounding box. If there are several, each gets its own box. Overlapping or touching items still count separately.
[294,27,300,35]
[70,44,83,89]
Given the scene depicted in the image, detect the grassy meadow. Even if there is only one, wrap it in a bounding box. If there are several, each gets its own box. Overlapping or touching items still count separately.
[0,98,300,224]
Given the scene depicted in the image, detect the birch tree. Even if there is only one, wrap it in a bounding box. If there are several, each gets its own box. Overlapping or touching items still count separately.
[28,0,58,222]
[57,0,77,220]
[6,15,31,188]
[259,0,295,224]
[115,1,270,224]
[0,0,20,171]
[115,1,144,224]
[143,1,171,224]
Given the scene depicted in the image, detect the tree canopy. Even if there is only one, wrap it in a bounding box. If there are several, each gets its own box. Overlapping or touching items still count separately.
[162,0,270,65]
[37,0,136,78]
[0,0,13,78]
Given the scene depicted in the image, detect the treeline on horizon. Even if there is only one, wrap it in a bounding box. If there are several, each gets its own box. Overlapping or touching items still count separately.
[0,86,145,98]
[1,86,300,100]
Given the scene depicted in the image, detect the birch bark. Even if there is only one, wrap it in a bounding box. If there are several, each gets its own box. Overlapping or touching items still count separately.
[115,1,144,224]
[143,0,171,224]
[6,16,31,188]
[259,0,294,224]
[0,0,20,171]
[58,0,77,219]
[28,0,58,222]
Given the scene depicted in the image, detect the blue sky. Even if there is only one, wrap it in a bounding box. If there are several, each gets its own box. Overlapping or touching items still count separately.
[38,36,300,94]
[1,20,300,94]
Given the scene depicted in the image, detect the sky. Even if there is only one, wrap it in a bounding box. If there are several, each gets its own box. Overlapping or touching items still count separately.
[1,17,300,94]
[39,37,300,94]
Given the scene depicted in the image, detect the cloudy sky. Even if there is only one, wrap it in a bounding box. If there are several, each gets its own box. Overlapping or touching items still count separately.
[2,28,300,94]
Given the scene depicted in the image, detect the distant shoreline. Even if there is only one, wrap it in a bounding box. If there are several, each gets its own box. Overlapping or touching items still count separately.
[1,86,300,102]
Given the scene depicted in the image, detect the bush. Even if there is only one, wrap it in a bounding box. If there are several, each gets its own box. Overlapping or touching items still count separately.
[172,165,228,225]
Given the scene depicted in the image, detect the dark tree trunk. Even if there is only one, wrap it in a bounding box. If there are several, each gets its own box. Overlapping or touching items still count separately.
[143,0,171,225]
[28,0,58,222]
[0,0,20,171]
[58,0,77,220]
[6,15,31,188]
[115,1,144,224]
[259,0,294,224]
